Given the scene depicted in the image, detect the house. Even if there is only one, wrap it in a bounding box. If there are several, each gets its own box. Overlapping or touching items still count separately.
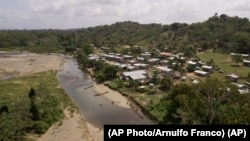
[123,55,133,61]
[140,53,151,60]
[243,60,250,67]
[119,64,130,69]
[88,54,100,61]
[194,70,209,77]
[126,66,136,71]
[225,74,239,83]
[136,56,144,61]
[241,54,249,58]
[148,58,160,65]
[101,54,124,63]
[187,60,197,66]
[230,53,249,58]
[159,52,173,58]
[156,66,175,77]
[129,60,137,65]
[173,71,182,79]
[101,47,110,52]
[121,70,148,81]
[160,60,169,65]
[230,53,239,56]
[232,83,249,94]
[133,63,149,69]
[202,65,213,73]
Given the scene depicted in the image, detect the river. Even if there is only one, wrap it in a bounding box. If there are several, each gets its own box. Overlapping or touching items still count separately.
[56,57,154,128]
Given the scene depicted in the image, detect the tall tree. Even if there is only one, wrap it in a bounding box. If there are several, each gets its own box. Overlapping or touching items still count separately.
[160,76,173,92]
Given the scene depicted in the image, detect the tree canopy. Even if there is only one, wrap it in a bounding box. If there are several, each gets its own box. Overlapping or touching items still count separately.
[0,14,249,54]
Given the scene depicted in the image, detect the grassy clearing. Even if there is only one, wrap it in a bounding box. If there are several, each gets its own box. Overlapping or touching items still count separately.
[198,52,250,80]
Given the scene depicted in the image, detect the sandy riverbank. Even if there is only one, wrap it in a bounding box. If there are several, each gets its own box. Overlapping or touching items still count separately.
[36,109,95,141]
[0,51,64,77]
[93,82,131,109]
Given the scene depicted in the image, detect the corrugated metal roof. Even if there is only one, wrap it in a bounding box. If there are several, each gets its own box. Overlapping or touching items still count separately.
[130,74,147,80]
[194,70,208,75]
[122,70,147,76]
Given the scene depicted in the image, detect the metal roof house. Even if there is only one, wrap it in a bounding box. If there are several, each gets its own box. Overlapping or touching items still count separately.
[225,74,239,83]
[194,70,209,77]
[243,60,250,67]
[202,65,213,73]
[121,70,148,81]
[156,66,175,77]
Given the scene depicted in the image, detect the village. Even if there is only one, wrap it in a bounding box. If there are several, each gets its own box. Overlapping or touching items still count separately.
[86,45,250,96]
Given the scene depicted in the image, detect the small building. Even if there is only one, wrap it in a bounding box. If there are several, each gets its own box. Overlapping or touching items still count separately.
[140,53,151,60]
[241,54,249,58]
[225,74,239,83]
[101,47,110,52]
[194,70,209,77]
[243,60,250,67]
[230,53,238,56]
[119,64,130,69]
[148,58,160,65]
[133,63,149,69]
[232,83,249,94]
[121,70,148,81]
[126,66,136,71]
[202,65,213,73]
[156,66,175,77]
[173,71,182,79]
[187,60,197,66]
[129,60,137,65]
[123,55,133,60]
[159,52,173,58]
[136,56,144,61]
[160,60,169,65]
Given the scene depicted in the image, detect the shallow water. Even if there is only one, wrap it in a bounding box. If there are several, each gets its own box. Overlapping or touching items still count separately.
[56,58,154,128]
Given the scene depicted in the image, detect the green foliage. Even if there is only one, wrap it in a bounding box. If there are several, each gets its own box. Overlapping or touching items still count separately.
[231,54,243,65]
[82,44,93,55]
[156,78,250,124]
[151,70,160,85]
[94,71,106,83]
[93,61,105,72]
[160,76,173,92]
[247,72,250,82]
[0,71,74,140]
[103,64,118,80]
[33,121,49,134]
[186,65,195,72]
[0,14,250,54]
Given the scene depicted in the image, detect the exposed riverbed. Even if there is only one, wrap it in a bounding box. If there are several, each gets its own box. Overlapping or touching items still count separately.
[56,57,154,128]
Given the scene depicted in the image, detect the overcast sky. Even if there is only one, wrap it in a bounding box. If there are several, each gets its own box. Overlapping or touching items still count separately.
[0,0,249,29]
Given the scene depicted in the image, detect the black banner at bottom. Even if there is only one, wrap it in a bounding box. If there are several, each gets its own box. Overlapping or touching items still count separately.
[104,125,250,141]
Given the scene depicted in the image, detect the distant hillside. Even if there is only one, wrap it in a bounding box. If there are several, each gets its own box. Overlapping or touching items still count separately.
[0,14,250,54]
